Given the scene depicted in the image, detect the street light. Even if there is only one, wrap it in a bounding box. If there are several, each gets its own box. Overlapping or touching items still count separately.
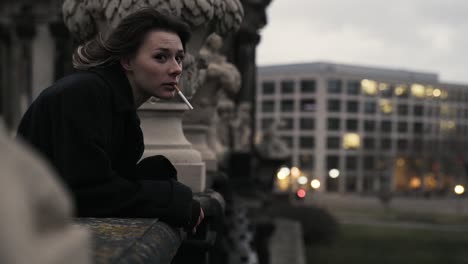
[454,184,465,214]
[454,185,465,195]
[310,179,321,189]
[329,169,340,178]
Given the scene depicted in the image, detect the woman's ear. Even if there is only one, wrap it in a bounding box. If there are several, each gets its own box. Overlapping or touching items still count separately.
[120,57,132,71]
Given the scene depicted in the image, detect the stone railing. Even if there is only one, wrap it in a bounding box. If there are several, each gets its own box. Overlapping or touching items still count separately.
[74,191,225,264]
[75,218,182,264]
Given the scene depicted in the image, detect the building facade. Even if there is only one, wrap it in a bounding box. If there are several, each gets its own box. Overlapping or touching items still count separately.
[256,62,468,195]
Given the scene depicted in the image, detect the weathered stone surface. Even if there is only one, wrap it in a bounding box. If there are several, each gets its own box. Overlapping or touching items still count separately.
[75,218,183,264]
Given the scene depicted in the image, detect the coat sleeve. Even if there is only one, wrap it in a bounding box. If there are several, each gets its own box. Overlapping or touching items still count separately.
[19,73,198,228]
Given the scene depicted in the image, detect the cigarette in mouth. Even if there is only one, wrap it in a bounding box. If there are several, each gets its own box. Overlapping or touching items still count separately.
[175,85,194,110]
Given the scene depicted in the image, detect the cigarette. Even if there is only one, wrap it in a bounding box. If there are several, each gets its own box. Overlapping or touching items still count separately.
[175,85,194,110]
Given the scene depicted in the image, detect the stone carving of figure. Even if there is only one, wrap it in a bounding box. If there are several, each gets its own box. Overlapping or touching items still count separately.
[256,121,291,160]
[215,97,236,161]
[184,33,241,160]
[184,33,240,125]
[0,123,90,264]
[231,102,252,152]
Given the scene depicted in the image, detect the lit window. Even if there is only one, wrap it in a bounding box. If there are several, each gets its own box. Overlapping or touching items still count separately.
[379,99,393,114]
[425,86,434,98]
[433,88,442,97]
[343,133,360,149]
[379,83,393,98]
[395,84,408,97]
[411,84,425,98]
[361,79,378,95]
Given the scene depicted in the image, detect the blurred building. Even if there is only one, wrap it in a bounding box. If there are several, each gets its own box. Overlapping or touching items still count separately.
[0,1,74,132]
[256,62,468,195]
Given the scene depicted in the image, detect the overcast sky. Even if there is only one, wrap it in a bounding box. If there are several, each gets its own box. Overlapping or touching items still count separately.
[257,0,468,84]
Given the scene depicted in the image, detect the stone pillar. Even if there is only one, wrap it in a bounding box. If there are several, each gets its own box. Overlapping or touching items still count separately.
[220,0,272,180]
[13,5,36,115]
[0,23,11,125]
[62,0,244,192]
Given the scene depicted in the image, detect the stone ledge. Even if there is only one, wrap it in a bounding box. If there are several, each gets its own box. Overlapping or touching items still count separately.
[270,218,306,264]
[74,218,183,264]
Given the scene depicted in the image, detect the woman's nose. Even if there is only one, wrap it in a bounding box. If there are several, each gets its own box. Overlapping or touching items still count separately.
[169,59,183,76]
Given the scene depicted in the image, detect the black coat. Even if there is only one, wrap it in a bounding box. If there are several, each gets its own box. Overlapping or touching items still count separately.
[17,64,199,229]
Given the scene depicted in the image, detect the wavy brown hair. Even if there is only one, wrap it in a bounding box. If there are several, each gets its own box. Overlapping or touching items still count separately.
[72,8,191,70]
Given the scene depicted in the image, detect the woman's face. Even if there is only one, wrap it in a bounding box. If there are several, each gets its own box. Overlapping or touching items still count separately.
[122,30,184,104]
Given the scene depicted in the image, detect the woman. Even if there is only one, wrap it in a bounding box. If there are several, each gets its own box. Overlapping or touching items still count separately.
[17,8,203,232]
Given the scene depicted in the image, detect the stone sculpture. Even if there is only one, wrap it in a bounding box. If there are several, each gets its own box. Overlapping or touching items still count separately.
[256,121,291,159]
[0,123,90,264]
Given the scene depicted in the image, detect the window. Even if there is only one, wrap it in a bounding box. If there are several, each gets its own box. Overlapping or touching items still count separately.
[380,120,392,133]
[328,118,340,130]
[326,155,340,169]
[346,176,357,192]
[397,139,407,151]
[300,137,315,148]
[380,84,394,98]
[347,101,359,113]
[281,100,294,112]
[364,120,375,132]
[381,138,392,150]
[347,80,360,95]
[414,105,424,116]
[413,139,423,151]
[300,118,314,130]
[300,79,316,93]
[346,156,358,170]
[397,104,408,116]
[363,137,375,149]
[346,119,358,131]
[363,156,375,170]
[363,101,376,114]
[328,99,341,112]
[414,122,423,134]
[300,154,314,170]
[397,122,408,133]
[281,136,293,148]
[281,80,295,94]
[281,118,294,130]
[327,79,342,94]
[261,118,273,129]
[301,99,316,112]
[262,100,274,112]
[327,136,340,149]
[343,133,360,149]
[262,81,275,94]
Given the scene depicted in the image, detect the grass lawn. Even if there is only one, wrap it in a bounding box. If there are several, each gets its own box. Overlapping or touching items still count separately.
[306,224,468,264]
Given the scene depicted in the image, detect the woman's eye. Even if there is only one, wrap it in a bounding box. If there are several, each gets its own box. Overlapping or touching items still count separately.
[153,54,167,62]
[176,55,185,64]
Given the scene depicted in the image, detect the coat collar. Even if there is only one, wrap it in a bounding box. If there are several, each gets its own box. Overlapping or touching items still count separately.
[90,63,135,113]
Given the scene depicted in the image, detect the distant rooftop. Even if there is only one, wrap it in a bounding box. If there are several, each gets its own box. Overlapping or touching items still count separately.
[258,62,439,83]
